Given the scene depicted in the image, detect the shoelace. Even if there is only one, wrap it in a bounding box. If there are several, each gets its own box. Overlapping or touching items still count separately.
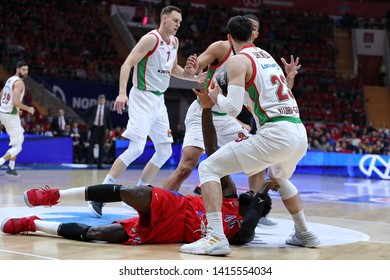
[193,214,208,238]
[19,218,35,235]
[37,185,56,206]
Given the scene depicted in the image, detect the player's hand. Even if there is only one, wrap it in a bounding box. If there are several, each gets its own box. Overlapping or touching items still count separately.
[281,55,301,79]
[184,54,199,77]
[207,78,222,104]
[27,106,35,115]
[114,94,128,114]
[192,80,215,109]
[195,71,208,83]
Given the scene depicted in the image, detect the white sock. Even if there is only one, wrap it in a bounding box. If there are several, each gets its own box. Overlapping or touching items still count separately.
[291,210,309,232]
[103,175,117,184]
[9,160,15,170]
[137,179,148,186]
[34,220,61,236]
[0,158,5,166]
[59,187,86,202]
[206,212,225,236]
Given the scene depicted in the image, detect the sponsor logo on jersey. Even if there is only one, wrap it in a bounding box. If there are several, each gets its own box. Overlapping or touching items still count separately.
[157,69,171,75]
[131,226,140,234]
[224,215,236,223]
[132,236,142,244]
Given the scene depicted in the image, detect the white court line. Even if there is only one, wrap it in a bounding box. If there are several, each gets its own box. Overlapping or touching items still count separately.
[0,249,58,260]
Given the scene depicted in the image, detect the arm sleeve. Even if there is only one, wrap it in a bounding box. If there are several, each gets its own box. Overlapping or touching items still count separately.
[216,85,245,118]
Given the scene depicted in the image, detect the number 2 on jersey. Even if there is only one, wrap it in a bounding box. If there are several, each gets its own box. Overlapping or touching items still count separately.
[271,75,294,101]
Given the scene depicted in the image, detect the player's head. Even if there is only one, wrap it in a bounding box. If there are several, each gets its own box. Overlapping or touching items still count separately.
[160,5,182,35]
[227,16,253,44]
[16,61,28,79]
[244,14,260,41]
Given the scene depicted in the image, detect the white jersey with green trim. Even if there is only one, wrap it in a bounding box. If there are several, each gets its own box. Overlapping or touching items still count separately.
[239,44,301,129]
[202,44,233,113]
[0,75,24,114]
[132,30,178,95]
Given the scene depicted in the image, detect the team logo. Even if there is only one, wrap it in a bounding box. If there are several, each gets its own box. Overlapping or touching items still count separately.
[359,155,390,180]
[238,132,246,139]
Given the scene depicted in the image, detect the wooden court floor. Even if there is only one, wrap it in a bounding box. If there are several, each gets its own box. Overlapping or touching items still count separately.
[1,167,390,260]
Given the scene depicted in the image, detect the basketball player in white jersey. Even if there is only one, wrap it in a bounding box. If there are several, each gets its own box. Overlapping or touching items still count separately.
[180,16,319,256]
[161,14,299,227]
[0,61,35,177]
[89,6,201,216]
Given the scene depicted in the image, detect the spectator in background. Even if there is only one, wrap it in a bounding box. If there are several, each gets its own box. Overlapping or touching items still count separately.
[380,60,388,87]
[85,94,112,169]
[51,108,69,136]
[70,120,87,164]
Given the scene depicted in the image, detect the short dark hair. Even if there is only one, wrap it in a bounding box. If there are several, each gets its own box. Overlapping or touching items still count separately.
[244,14,259,24]
[98,94,106,99]
[160,5,181,17]
[227,16,253,42]
[16,61,28,69]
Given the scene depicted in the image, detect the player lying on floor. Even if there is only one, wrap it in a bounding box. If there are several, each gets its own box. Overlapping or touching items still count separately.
[1,83,274,252]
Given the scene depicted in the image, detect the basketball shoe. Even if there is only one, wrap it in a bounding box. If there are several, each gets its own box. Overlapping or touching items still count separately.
[258,216,278,228]
[89,201,104,218]
[180,226,231,256]
[5,167,20,178]
[286,227,320,248]
[24,186,60,207]
[1,215,40,235]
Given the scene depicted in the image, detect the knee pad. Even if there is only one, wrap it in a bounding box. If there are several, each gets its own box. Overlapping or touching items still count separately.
[119,140,146,166]
[8,135,24,157]
[276,180,298,200]
[150,142,172,168]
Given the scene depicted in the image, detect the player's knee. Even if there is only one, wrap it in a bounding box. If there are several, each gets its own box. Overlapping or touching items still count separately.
[120,185,151,205]
[119,141,145,166]
[177,165,193,181]
[8,144,22,157]
[198,160,220,183]
[150,143,172,168]
[86,226,104,240]
[276,180,298,200]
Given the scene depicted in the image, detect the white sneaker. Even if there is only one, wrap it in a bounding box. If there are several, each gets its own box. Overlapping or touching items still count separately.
[257,216,278,228]
[180,227,231,256]
[286,228,320,248]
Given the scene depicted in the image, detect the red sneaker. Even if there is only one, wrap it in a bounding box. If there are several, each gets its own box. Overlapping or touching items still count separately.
[24,186,60,207]
[1,215,40,234]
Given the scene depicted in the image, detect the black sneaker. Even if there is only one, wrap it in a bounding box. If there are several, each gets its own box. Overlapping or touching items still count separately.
[88,201,103,218]
[5,167,20,178]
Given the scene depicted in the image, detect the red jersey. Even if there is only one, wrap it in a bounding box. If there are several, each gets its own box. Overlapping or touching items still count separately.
[117,188,243,245]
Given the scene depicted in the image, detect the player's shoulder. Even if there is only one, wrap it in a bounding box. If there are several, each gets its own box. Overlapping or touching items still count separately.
[209,40,230,49]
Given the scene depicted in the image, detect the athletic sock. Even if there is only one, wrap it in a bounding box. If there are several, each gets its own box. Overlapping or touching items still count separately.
[206,212,224,236]
[103,174,117,184]
[137,179,148,186]
[291,210,309,232]
[8,160,15,170]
